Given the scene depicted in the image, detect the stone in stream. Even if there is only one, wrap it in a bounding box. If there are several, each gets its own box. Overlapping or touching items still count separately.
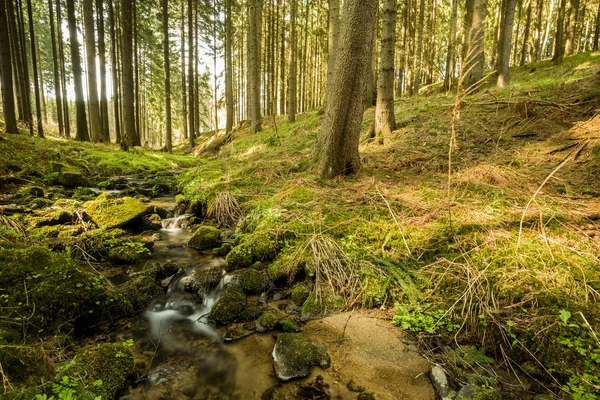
[430,365,450,400]
[119,275,163,311]
[272,333,331,381]
[209,285,247,325]
[84,193,148,230]
[188,225,222,250]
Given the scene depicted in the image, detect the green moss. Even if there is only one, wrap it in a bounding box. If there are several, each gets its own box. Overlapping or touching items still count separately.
[278,319,299,333]
[225,245,253,270]
[70,342,134,399]
[30,197,54,209]
[267,247,304,285]
[175,194,187,204]
[28,208,73,228]
[300,290,344,320]
[187,225,222,250]
[238,305,264,322]
[257,313,278,331]
[20,185,44,198]
[59,167,87,187]
[84,193,148,229]
[119,275,162,310]
[109,243,152,265]
[291,283,311,306]
[30,225,61,239]
[239,268,269,294]
[244,230,278,261]
[213,242,233,256]
[210,285,247,325]
[72,187,97,201]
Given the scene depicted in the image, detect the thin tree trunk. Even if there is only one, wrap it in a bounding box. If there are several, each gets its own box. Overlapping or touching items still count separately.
[121,0,135,149]
[375,0,397,144]
[565,0,580,54]
[188,0,195,147]
[225,0,234,134]
[48,0,64,137]
[512,0,523,64]
[444,0,459,90]
[56,0,70,137]
[109,0,120,142]
[316,0,378,178]
[133,1,140,145]
[83,0,102,141]
[97,0,110,141]
[27,0,44,137]
[181,0,187,139]
[412,0,425,96]
[542,0,556,58]
[279,0,286,115]
[497,0,517,86]
[0,0,18,134]
[534,0,544,60]
[463,0,488,90]
[35,40,47,124]
[325,0,340,107]
[521,0,533,65]
[17,0,32,129]
[6,0,25,124]
[553,0,567,63]
[67,0,89,141]
[162,0,172,152]
[287,0,297,123]
[594,0,600,50]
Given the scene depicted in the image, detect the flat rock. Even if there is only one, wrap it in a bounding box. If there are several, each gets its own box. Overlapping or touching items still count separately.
[84,193,148,229]
[272,333,330,381]
[431,365,450,400]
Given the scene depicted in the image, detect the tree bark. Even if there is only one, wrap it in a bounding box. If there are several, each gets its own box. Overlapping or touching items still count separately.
[16,0,32,129]
[325,0,340,107]
[163,0,172,152]
[565,0,580,55]
[444,0,459,90]
[553,0,568,63]
[316,0,378,178]
[0,0,18,134]
[225,0,234,134]
[521,0,533,65]
[248,0,263,131]
[287,0,297,123]
[27,0,43,137]
[594,0,600,51]
[412,0,425,96]
[279,0,286,115]
[463,0,488,90]
[48,0,64,137]
[56,0,70,137]
[6,0,25,124]
[375,0,397,144]
[534,0,544,60]
[97,0,110,141]
[188,0,195,147]
[121,0,135,149]
[109,0,120,142]
[181,0,187,139]
[83,0,102,142]
[497,0,517,87]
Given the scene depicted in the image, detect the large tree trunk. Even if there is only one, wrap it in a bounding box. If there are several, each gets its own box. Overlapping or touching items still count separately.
[594,0,600,51]
[109,0,120,142]
[534,0,544,60]
[67,0,89,141]
[565,0,580,55]
[187,0,195,147]
[497,0,517,87]
[6,0,25,125]
[553,0,568,64]
[16,0,32,129]
[444,0,459,90]
[0,0,18,134]
[225,0,234,134]
[83,0,102,142]
[180,0,187,139]
[316,0,378,178]
[48,0,64,137]
[121,0,135,149]
[287,0,297,123]
[521,0,533,65]
[412,0,425,96]
[325,0,340,107]
[279,0,286,115]
[56,0,70,137]
[133,2,140,145]
[463,0,488,91]
[375,0,397,144]
[163,0,172,152]
[27,0,43,137]
[97,0,110,142]
[248,0,263,131]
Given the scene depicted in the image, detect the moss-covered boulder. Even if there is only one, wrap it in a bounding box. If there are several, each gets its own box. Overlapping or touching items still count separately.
[109,242,152,265]
[188,225,222,250]
[0,246,132,335]
[20,185,44,198]
[28,208,73,228]
[59,167,87,187]
[71,342,134,399]
[272,333,330,381]
[214,242,233,256]
[238,305,264,322]
[278,320,300,333]
[0,327,53,387]
[239,268,270,294]
[119,275,162,311]
[84,193,148,230]
[300,290,344,321]
[256,313,278,332]
[225,244,253,270]
[291,283,311,306]
[210,285,246,325]
[72,187,98,201]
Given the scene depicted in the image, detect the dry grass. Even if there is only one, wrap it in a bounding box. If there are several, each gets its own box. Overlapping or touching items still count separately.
[207,191,243,228]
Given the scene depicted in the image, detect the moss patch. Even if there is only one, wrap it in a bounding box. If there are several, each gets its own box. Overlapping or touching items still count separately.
[188,225,222,250]
[239,268,269,294]
[210,285,247,325]
[84,193,148,229]
[119,276,162,311]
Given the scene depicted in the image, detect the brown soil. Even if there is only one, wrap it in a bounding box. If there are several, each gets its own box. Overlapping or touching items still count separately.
[227,311,435,400]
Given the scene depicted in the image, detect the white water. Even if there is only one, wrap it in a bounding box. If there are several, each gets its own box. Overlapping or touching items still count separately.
[161,214,192,230]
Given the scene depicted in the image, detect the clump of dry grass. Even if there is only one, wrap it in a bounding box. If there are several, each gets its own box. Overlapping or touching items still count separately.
[207,191,243,228]
[455,164,522,190]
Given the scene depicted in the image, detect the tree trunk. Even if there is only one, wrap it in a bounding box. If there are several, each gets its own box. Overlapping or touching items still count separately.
[225,0,234,134]
[542,0,556,58]
[365,17,378,106]
[6,0,24,124]
[279,0,286,115]
[121,0,135,149]
[553,0,567,63]
[188,0,195,147]
[97,0,110,141]
[35,40,47,124]
[412,0,425,96]
[565,0,580,54]
[162,0,172,152]
[324,0,340,108]
[0,0,18,134]
[16,0,32,129]
[521,0,533,65]
[534,0,544,60]
[27,0,43,137]
[56,0,70,137]
[375,0,397,144]
[109,0,120,142]
[497,0,517,87]
[316,0,378,178]
[48,0,64,137]
[83,0,102,142]
[181,0,187,139]
[133,2,140,145]
[444,0,458,90]
[287,0,297,123]
[463,0,488,91]
[594,0,600,51]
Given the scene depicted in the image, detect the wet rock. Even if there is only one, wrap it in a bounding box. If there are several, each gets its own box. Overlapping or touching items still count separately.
[291,283,311,306]
[20,186,44,198]
[347,380,365,392]
[213,242,233,256]
[181,267,223,295]
[225,244,253,270]
[59,167,87,188]
[278,320,300,333]
[259,292,269,309]
[256,313,278,332]
[108,243,151,265]
[84,193,148,229]
[456,384,501,400]
[238,305,263,322]
[210,285,247,325]
[286,304,302,315]
[357,393,376,400]
[239,268,270,294]
[187,225,222,250]
[28,208,73,228]
[272,333,330,381]
[119,275,163,311]
[431,365,450,400]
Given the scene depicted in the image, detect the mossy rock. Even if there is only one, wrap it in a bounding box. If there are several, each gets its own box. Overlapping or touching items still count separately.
[244,230,278,261]
[20,185,44,198]
[238,305,264,322]
[210,285,247,325]
[272,333,330,381]
[30,225,62,239]
[109,243,152,265]
[28,208,73,228]
[0,342,53,386]
[30,197,54,209]
[214,242,233,256]
[268,250,304,285]
[137,261,182,281]
[119,275,162,311]
[239,268,270,294]
[84,193,149,230]
[59,167,87,187]
[300,290,344,321]
[70,342,134,399]
[257,313,278,332]
[278,320,300,333]
[291,283,311,306]
[188,225,222,250]
[175,194,187,204]
[72,187,98,201]
[225,244,253,270]
[0,246,132,335]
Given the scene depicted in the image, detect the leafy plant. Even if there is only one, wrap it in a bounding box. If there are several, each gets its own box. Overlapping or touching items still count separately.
[393,303,459,334]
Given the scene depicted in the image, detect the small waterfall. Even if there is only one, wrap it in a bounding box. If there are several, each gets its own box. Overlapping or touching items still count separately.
[161,214,192,229]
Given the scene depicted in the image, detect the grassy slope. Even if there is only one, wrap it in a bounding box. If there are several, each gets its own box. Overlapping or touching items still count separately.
[181,52,600,396]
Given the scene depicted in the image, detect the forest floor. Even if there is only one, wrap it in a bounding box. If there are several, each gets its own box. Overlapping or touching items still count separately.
[1,52,599,399]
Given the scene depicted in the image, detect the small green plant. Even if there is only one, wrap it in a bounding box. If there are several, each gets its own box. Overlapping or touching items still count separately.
[393,303,459,334]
